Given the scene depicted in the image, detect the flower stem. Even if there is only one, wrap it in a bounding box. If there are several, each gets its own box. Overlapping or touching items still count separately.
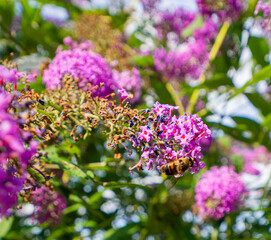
[165,82,185,115]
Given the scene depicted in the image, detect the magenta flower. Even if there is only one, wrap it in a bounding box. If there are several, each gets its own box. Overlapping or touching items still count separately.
[0,91,13,111]
[117,88,129,101]
[242,162,261,176]
[63,36,94,50]
[141,0,160,11]
[113,68,142,103]
[138,126,153,142]
[45,38,142,100]
[231,145,271,175]
[26,70,39,82]
[152,102,179,116]
[254,1,271,40]
[154,8,196,40]
[43,48,117,97]
[0,168,24,218]
[193,17,218,42]
[200,135,213,153]
[142,147,154,159]
[195,166,247,220]
[255,1,270,16]
[0,91,37,218]
[30,186,67,226]
[0,92,37,168]
[130,102,211,175]
[196,0,244,22]
[0,65,24,90]
[154,40,209,81]
[0,65,17,85]
[63,36,73,46]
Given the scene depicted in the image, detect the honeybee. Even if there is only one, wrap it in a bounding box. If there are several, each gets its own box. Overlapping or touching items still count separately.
[39,60,50,74]
[160,157,194,177]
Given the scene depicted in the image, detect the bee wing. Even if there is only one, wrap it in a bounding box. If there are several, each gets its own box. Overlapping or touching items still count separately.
[165,176,181,189]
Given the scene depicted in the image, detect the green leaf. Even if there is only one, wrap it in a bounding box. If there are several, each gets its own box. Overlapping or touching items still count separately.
[44,146,93,179]
[69,194,83,203]
[83,220,98,228]
[102,181,151,189]
[0,217,13,238]
[88,192,103,205]
[29,76,46,93]
[245,92,271,116]
[60,143,81,157]
[217,136,231,149]
[84,162,110,171]
[231,65,271,98]
[86,170,95,178]
[181,15,203,38]
[28,166,46,183]
[231,116,261,138]
[200,73,233,89]
[248,37,269,66]
[208,122,254,143]
[110,12,129,29]
[230,154,244,173]
[127,32,143,48]
[262,113,271,130]
[0,1,15,27]
[57,160,89,178]
[46,228,65,240]
[104,223,139,240]
[63,203,82,215]
[150,75,175,106]
[129,55,154,67]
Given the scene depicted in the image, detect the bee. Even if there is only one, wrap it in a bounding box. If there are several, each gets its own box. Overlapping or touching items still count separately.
[160,157,194,177]
[39,60,50,74]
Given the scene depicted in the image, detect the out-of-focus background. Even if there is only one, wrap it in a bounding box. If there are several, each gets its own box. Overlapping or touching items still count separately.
[1,0,271,239]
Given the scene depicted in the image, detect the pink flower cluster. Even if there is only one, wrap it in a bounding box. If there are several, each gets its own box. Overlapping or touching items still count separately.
[63,36,94,51]
[0,91,37,218]
[231,145,271,175]
[254,1,271,40]
[154,40,209,80]
[43,48,117,97]
[196,0,244,22]
[154,8,196,41]
[0,168,24,218]
[141,0,159,11]
[130,102,212,174]
[43,38,142,101]
[113,68,142,103]
[152,10,218,81]
[30,186,67,226]
[194,17,219,43]
[195,166,247,220]
[148,0,243,82]
[0,65,24,90]
[255,0,271,16]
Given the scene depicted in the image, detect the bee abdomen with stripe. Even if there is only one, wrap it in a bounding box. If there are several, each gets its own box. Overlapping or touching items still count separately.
[160,157,194,177]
